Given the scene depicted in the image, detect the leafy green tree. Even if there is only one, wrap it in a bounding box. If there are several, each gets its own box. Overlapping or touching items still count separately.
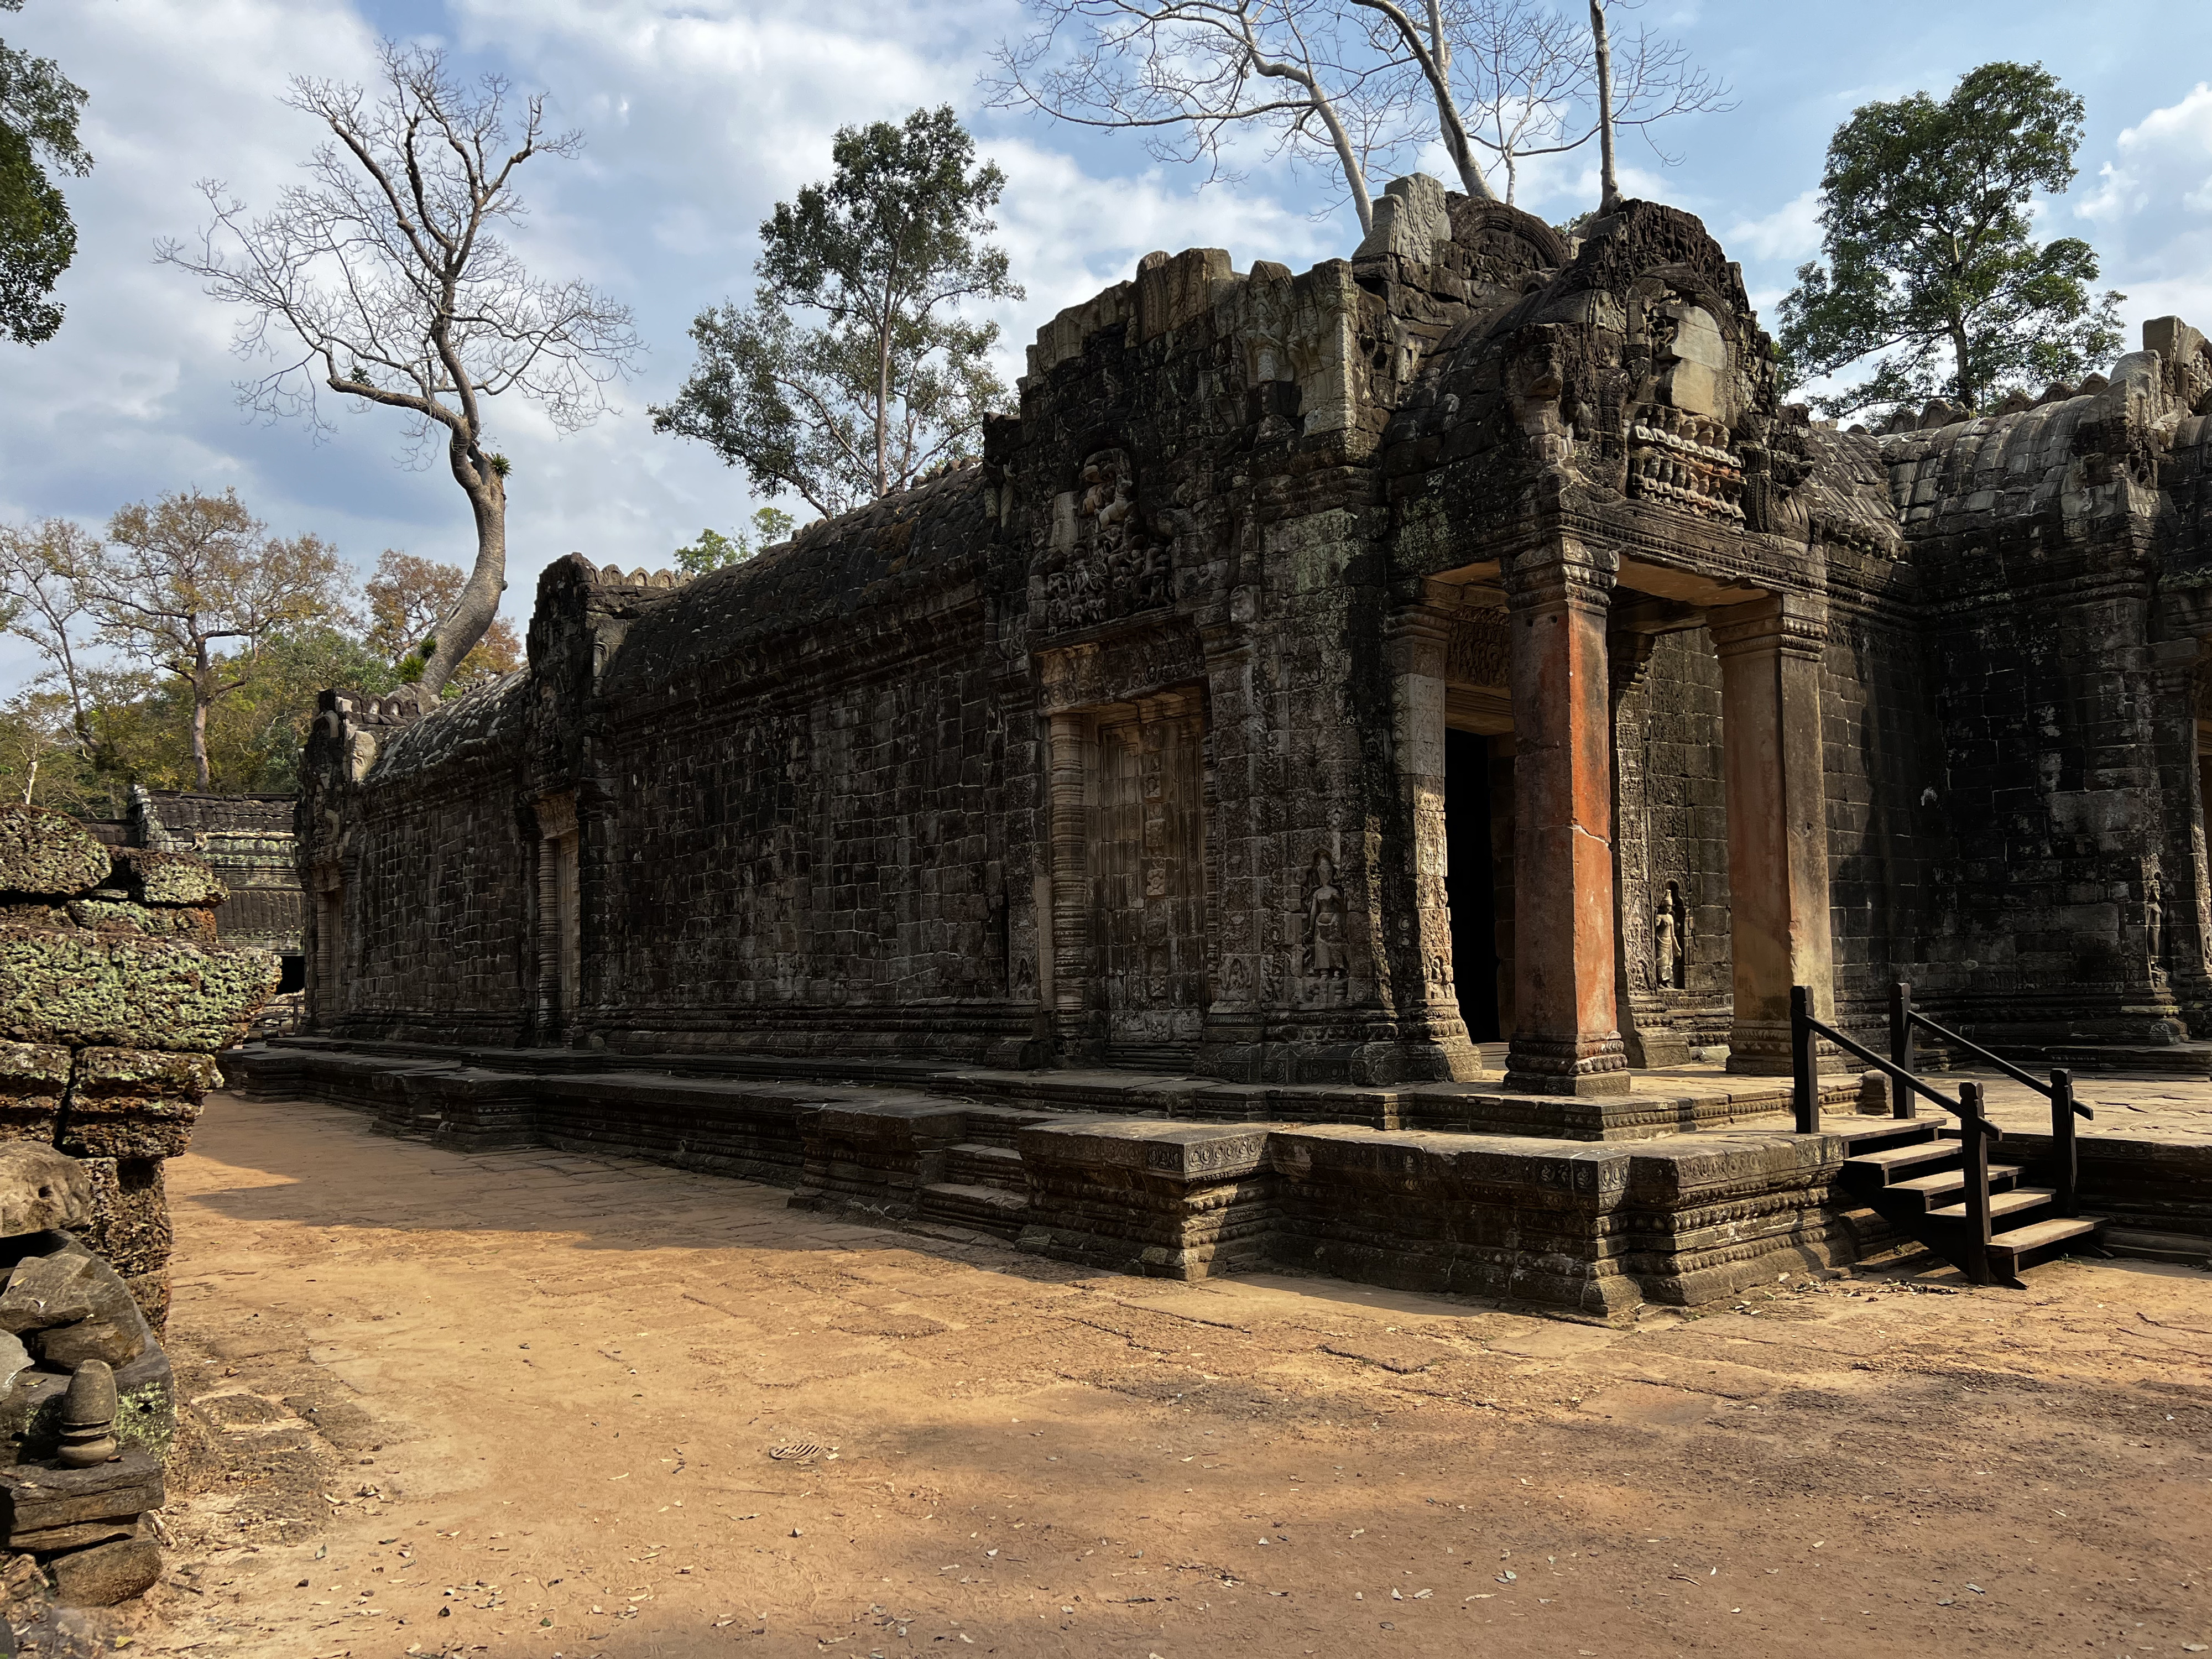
[0,0,91,345]
[80,488,352,790]
[674,507,798,576]
[653,107,1022,519]
[1777,61,2121,421]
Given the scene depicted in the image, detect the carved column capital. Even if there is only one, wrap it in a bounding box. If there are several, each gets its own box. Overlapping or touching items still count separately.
[1503,538,1619,618]
[1708,589,1829,663]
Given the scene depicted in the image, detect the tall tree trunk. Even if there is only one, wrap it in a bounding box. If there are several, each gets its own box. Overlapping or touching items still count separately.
[418,439,509,697]
[190,644,212,791]
[1949,316,1978,411]
[1590,0,1620,211]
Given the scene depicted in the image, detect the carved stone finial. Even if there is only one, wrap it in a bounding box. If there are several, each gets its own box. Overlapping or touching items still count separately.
[56,1358,119,1468]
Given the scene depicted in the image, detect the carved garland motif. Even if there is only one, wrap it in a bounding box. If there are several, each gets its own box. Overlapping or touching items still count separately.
[1626,404,1745,520]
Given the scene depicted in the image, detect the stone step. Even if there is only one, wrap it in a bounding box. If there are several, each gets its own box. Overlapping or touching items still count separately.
[947,1142,1026,1192]
[918,1182,1029,1238]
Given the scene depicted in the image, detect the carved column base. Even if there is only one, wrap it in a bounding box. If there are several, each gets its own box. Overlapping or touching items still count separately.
[1725,1020,1843,1077]
[1504,1032,1632,1096]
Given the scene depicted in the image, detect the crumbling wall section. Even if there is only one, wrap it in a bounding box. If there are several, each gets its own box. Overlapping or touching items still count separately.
[0,806,276,1328]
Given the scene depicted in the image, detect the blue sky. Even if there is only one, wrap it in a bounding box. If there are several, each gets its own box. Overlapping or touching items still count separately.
[3,0,2210,693]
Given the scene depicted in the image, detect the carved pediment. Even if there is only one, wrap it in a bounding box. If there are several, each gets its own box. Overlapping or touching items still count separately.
[1035,447,1172,634]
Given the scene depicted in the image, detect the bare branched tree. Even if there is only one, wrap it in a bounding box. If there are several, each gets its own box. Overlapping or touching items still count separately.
[157,43,638,696]
[990,0,1728,221]
[0,515,97,731]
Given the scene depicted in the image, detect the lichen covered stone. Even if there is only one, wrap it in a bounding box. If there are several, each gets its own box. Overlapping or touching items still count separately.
[0,927,278,1053]
[64,898,217,943]
[109,848,227,907]
[0,806,108,899]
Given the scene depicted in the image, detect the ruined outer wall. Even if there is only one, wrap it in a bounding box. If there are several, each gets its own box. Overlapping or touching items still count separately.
[583,475,1029,1058]
[1879,356,2189,1042]
[309,676,535,1045]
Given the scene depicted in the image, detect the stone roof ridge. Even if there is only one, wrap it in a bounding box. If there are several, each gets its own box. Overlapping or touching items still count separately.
[583,562,691,592]
[1874,317,2212,535]
[362,669,530,784]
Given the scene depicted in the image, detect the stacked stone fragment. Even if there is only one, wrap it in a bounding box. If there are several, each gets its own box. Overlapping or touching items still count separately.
[0,804,278,1330]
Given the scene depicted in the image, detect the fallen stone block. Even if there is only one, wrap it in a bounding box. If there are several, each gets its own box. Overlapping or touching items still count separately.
[0,807,108,899]
[64,896,217,942]
[0,1451,162,1537]
[0,926,278,1052]
[0,1043,67,1142]
[0,1144,90,1237]
[44,1530,159,1606]
[0,1253,93,1334]
[108,847,227,907]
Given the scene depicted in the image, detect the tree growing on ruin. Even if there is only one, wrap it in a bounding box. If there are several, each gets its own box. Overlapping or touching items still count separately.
[77,488,351,791]
[653,107,1022,519]
[158,43,638,697]
[987,0,1726,229]
[1776,61,2123,421]
[0,0,91,345]
[364,549,521,687]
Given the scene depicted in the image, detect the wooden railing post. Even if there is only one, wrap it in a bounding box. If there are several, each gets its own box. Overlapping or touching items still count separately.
[1958,1079,1992,1286]
[1889,980,1916,1118]
[1790,984,1818,1134]
[2051,1068,2078,1219]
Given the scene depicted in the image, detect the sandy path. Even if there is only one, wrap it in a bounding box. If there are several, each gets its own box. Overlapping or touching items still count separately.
[118,1092,2212,1658]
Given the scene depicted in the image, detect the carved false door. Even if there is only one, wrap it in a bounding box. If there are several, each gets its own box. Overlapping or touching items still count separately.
[1092,693,1210,1064]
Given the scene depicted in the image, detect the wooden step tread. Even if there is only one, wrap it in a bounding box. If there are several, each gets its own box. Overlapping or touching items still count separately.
[1888,1164,2022,1198]
[1986,1217,2099,1253]
[1925,1186,2057,1224]
[1844,1141,1961,1178]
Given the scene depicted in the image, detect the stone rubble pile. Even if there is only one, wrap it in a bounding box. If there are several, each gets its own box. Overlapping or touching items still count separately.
[0,803,278,1331]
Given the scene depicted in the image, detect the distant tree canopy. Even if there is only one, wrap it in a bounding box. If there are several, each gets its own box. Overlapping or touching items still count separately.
[0,493,521,806]
[1777,61,2123,421]
[0,0,93,345]
[653,107,1021,519]
[673,507,797,577]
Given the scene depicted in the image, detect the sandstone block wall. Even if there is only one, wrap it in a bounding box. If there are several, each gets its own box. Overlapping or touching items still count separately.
[0,805,277,1327]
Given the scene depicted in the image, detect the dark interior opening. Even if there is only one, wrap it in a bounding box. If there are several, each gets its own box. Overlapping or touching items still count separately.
[1444,729,1500,1041]
[277,952,306,995]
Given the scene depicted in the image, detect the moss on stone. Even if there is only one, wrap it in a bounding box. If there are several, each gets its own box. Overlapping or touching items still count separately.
[0,927,278,1052]
[0,805,109,899]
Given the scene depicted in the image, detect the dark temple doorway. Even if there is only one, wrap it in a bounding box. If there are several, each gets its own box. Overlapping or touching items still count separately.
[1444,729,1501,1042]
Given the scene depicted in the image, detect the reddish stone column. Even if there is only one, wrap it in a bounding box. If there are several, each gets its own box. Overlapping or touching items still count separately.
[1386,601,1482,1081]
[1709,592,1834,1073]
[1501,542,1629,1095]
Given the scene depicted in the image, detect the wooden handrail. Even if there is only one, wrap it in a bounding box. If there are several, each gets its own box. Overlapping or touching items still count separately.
[1888,980,2091,1219]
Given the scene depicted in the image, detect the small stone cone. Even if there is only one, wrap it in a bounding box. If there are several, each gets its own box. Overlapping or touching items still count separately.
[56,1358,118,1467]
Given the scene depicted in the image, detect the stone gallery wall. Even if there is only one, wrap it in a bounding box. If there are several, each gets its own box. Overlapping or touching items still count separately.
[0,805,278,1328]
[295,185,2212,1082]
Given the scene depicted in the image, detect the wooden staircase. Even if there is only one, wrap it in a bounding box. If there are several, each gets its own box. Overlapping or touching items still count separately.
[1836,1116,2103,1284]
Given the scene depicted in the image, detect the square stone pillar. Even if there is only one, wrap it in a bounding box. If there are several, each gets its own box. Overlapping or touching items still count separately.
[1709,592,1834,1073]
[1385,602,1482,1081]
[1045,711,1094,1055]
[1501,543,1629,1095]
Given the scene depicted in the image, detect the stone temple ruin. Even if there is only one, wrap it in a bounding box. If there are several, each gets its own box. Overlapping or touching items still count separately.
[235,181,2212,1311]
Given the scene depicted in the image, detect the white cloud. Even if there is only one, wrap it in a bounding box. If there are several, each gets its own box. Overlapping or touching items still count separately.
[1724,188,1822,265]
[2072,83,2212,354]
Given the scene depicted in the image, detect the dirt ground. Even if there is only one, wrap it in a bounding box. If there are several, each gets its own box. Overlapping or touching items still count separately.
[93,1092,2212,1658]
